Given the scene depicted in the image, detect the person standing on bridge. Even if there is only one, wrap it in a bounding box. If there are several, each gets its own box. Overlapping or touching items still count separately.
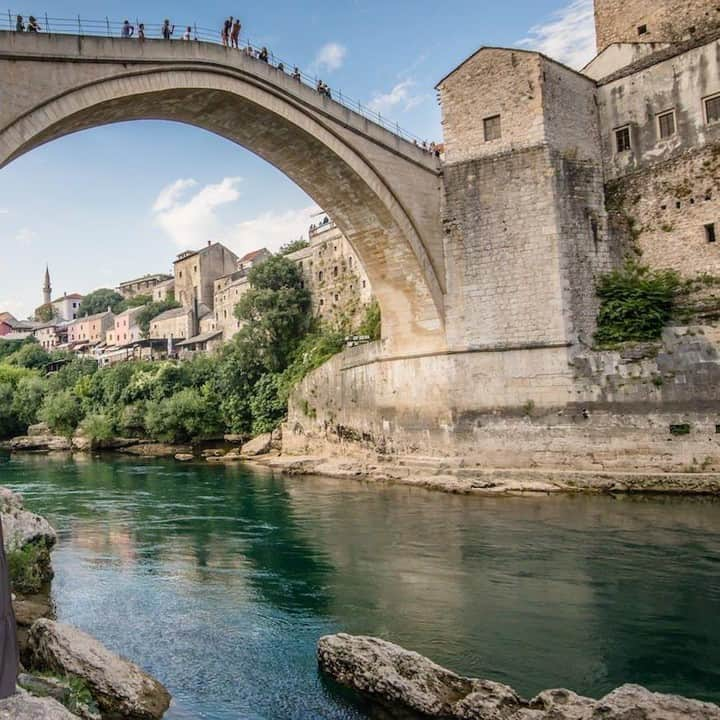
[230,18,241,49]
[15,15,24,32]
[161,19,175,40]
[121,20,134,38]
[182,26,192,40]
[292,67,301,81]
[138,23,146,41]
[221,17,232,46]
[27,16,40,32]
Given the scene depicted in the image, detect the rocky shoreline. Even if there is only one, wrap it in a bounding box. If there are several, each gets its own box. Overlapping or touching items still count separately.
[4,424,720,496]
[318,633,720,719]
[0,486,170,719]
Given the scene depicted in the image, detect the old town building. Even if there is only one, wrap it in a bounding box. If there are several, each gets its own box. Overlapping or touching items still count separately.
[174,242,239,310]
[51,293,84,322]
[116,272,172,299]
[106,306,144,347]
[288,219,372,327]
[67,310,114,346]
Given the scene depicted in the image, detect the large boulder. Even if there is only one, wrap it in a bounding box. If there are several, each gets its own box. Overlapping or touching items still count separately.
[317,633,523,718]
[1,505,57,555]
[27,422,51,437]
[241,433,272,457]
[28,619,171,720]
[8,436,72,453]
[0,690,80,719]
[318,634,720,720]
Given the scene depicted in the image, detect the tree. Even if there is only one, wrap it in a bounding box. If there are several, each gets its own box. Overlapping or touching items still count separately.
[39,389,83,436]
[78,288,125,317]
[118,294,153,311]
[7,341,51,370]
[234,255,312,373]
[278,238,309,256]
[35,303,55,322]
[12,375,47,428]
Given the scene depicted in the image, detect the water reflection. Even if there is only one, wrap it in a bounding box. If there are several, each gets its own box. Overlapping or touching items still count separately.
[1,455,719,719]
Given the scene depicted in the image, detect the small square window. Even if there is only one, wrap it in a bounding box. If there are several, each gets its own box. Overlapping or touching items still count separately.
[615,126,631,153]
[637,24,648,35]
[483,114,501,142]
[706,94,720,124]
[657,110,675,139]
[707,223,717,244]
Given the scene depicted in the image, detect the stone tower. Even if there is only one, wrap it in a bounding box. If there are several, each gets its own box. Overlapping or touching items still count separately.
[594,0,720,53]
[43,265,51,306]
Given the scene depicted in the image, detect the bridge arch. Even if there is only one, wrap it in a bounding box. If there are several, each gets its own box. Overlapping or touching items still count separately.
[0,33,446,353]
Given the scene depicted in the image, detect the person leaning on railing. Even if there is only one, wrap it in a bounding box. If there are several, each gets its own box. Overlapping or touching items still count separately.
[15,15,24,32]
[27,16,41,32]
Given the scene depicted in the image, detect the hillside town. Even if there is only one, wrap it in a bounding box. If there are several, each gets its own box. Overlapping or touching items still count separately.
[0,216,373,364]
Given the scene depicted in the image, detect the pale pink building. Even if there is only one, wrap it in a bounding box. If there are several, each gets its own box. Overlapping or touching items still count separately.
[106,307,143,347]
[67,310,114,346]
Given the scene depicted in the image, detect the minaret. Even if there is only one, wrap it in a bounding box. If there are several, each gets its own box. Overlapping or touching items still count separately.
[43,265,52,306]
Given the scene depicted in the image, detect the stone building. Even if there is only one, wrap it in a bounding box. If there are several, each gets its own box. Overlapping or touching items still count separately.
[213,271,250,341]
[288,220,372,328]
[67,310,114,346]
[35,323,67,350]
[116,273,172,299]
[152,278,175,302]
[148,304,211,343]
[174,242,239,310]
[435,0,720,352]
[106,307,144,347]
[51,293,84,322]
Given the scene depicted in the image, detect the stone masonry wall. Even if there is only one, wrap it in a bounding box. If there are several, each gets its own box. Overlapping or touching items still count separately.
[442,147,568,349]
[437,49,544,164]
[607,145,720,276]
[594,0,720,52]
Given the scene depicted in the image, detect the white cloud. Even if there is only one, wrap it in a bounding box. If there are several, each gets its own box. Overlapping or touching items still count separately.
[151,177,320,257]
[227,205,320,256]
[152,177,242,248]
[518,0,596,69]
[15,227,36,246]
[311,42,347,73]
[152,178,198,213]
[368,79,427,115]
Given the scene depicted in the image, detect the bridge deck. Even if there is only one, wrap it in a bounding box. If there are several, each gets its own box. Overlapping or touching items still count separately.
[0,31,440,173]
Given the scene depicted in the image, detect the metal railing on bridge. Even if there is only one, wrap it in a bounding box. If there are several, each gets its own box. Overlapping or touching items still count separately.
[1,11,435,148]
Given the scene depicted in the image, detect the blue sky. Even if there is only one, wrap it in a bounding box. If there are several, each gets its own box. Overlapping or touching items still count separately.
[0,0,596,318]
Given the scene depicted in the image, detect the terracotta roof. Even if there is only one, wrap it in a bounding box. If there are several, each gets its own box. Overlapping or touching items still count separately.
[239,248,269,263]
[0,312,17,324]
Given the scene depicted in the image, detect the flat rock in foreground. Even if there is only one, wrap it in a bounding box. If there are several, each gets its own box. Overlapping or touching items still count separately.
[317,633,720,719]
[28,619,171,720]
[0,690,80,719]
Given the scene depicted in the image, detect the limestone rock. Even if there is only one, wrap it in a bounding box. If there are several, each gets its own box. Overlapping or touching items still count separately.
[8,436,72,453]
[317,633,523,718]
[241,433,272,457]
[27,422,51,437]
[271,427,283,451]
[594,684,720,719]
[0,690,80,719]
[174,453,194,462]
[71,431,92,452]
[119,443,189,458]
[28,619,171,720]
[18,674,101,720]
[1,506,57,555]
[318,634,720,720]
[223,434,246,444]
[0,486,22,513]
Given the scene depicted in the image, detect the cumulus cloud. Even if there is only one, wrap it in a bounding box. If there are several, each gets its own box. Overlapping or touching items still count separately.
[518,0,596,69]
[151,177,320,257]
[15,227,36,246]
[312,42,347,73]
[368,80,426,115]
[227,205,320,256]
[152,177,242,248]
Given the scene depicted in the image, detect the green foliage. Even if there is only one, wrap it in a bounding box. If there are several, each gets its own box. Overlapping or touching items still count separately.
[12,375,47,428]
[595,262,682,346]
[35,303,55,322]
[120,293,153,310]
[6,340,52,369]
[0,339,24,361]
[144,386,223,443]
[78,288,125,317]
[278,238,309,255]
[79,413,115,443]
[65,675,98,716]
[40,389,83,436]
[8,543,46,594]
[249,374,286,435]
[135,298,182,338]
[358,300,381,341]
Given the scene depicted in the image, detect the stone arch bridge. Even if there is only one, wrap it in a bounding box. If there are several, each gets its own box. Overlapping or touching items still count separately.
[0,31,444,354]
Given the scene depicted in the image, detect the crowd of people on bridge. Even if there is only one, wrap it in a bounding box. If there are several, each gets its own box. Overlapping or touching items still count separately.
[7,13,441,157]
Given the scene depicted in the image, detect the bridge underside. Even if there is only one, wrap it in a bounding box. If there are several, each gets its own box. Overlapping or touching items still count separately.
[0,33,446,354]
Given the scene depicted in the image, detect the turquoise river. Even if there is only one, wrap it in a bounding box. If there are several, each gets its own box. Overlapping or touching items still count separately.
[1,454,719,719]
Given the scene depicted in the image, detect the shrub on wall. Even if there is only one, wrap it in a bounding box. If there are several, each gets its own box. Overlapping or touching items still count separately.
[595,262,682,345]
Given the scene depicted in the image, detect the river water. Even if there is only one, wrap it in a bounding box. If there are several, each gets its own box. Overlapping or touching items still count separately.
[1,454,719,719]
